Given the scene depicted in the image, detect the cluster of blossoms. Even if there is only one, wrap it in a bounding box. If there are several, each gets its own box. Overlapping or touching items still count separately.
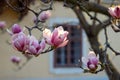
[82,51,99,72]
[8,10,69,64]
[9,10,52,64]
[7,10,67,64]
[8,24,69,56]
[7,24,46,57]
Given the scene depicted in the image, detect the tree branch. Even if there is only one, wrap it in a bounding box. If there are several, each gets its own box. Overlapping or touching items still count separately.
[55,0,110,16]
[72,6,90,33]
[95,19,111,34]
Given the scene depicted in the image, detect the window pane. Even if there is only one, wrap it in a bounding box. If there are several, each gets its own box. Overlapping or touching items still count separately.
[56,47,67,65]
[71,41,81,48]
[71,27,81,37]
[61,47,65,65]
[74,47,81,64]
[71,41,81,64]
[56,49,61,64]
[56,57,61,64]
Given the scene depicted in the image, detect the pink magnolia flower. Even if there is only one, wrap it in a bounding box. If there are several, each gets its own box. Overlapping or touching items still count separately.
[82,51,99,71]
[0,21,6,29]
[39,10,51,22]
[11,56,21,64]
[7,24,23,35]
[12,32,28,52]
[27,36,46,56]
[108,5,120,19]
[43,26,69,48]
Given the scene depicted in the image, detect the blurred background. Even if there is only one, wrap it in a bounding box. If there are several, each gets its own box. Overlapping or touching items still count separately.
[0,0,120,80]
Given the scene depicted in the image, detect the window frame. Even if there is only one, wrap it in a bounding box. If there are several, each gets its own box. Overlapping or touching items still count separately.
[49,18,88,74]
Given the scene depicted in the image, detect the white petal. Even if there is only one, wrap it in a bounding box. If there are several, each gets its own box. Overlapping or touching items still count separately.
[82,57,88,65]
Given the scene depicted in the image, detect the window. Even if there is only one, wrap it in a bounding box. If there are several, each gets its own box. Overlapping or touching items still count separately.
[49,18,87,74]
[53,23,82,68]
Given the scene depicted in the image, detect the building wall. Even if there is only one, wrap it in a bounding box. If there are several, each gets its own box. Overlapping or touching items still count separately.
[0,1,118,79]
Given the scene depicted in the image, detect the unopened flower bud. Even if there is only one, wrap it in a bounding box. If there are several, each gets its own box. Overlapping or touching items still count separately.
[11,56,21,64]
[39,11,51,22]
[0,21,6,29]
[12,24,22,34]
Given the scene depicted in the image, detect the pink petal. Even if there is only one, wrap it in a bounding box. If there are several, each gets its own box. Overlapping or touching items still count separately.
[39,11,51,21]
[51,28,58,43]
[57,40,69,48]
[12,32,27,52]
[28,36,39,48]
[13,40,23,51]
[52,33,67,46]
[37,48,43,54]
[28,46,37,54]
[46,38,53,45]
[11,24,22,34]
[115,7,120,18]
[11,56,21,64]
[108,8,116,18]
[64,31,69,36]
[40,39,46,50]
[52,35,65,47]
[0,21,6,28]
[88,64,96,69]
[89,57,98,65]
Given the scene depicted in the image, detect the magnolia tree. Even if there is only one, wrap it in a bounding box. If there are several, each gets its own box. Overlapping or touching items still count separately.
[1,0,120,80]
